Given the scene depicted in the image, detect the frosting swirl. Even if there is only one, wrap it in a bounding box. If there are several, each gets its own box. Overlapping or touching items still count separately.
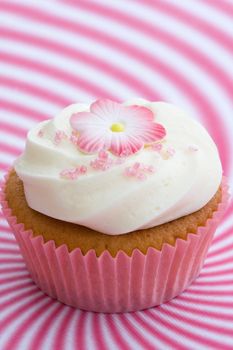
[14,99,222,235]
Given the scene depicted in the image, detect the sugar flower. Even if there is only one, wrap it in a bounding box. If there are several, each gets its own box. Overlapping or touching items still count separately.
[70,99,166,156]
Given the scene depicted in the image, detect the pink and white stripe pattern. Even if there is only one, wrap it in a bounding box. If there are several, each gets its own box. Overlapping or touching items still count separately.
[0,0,233,349]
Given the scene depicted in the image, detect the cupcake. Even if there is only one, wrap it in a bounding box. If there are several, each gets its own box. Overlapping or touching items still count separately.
[0,99,229,312]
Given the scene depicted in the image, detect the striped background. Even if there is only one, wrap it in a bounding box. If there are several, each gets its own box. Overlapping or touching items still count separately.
[0,1,233,349]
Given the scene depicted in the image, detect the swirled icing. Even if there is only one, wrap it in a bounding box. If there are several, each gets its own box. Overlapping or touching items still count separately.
[14,99,222,235]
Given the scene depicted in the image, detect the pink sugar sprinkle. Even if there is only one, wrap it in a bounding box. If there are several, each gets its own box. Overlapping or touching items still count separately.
[90,151,115,171]
[167,147,176,157]
[90,159,104,170]
[79,165,87,174]
[98,150,108,159]
[60,169,76,180]
[37,129,44,137]
[188,144,199,152]
[54,130,67,145]
[70,131,79,146]
[152,143,163,152]
[70,135,79,146]
[144,165,156,173]
[60,165,87,180]
[90,160,98,169]
[137,172,147,181]
[103,163,112,171]
[124,167,131,177]
[124,167,137,177]
[119,149,131,157]
[124,162,155,181]
[60,169,69,176]
[133,162,141,170]
[115,158,126,165]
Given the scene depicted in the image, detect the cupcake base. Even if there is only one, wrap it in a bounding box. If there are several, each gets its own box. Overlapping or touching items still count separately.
[3,170,223,256]
[0,172,229,313]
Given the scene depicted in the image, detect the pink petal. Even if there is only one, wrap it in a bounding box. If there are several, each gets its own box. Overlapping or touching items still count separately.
[78,130,111,154]
[110,133,144,156]
[125,121,166,143]
[151,122,166,141]
[124,105,154,122]
[70,112,103,132]
[90,99,123,121]
[135,122,166,143]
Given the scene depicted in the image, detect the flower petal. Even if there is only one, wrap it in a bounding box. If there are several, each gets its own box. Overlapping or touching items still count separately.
[110,133,144,156]
[70,112,105,132]
[123,105,154,122]
[131,122,167,143]
[78,129,111,154]
[90,99,123,122]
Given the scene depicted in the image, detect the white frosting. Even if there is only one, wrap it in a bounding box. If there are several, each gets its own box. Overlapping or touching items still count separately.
[14,100,222,235]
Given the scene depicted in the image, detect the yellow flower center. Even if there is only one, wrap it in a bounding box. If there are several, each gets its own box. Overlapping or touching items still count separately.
[110,122,125,132]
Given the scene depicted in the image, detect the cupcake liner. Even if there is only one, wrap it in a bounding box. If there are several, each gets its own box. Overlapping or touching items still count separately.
[0,174,229,313]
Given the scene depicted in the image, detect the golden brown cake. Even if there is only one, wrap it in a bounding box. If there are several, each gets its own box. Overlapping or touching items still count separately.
[5,170,222,256]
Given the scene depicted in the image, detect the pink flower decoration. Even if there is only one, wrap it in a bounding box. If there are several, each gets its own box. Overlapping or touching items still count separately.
[70,99,166,156]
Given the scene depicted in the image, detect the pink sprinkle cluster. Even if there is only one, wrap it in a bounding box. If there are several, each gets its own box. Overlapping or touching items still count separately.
[60,165,87,180]
[188,144,199,152]
[90,150,125,171]
[151,143,163,152]
[166,146,176,157]
[70,130,79,146]
[124,162,156,181]
[119,149,132,157]
[37,129,44,137]
[54,130,67,145]
[90,150,114,171]
[151,143,176,159]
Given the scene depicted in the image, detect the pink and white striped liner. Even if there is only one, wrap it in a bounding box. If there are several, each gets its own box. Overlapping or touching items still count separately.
[0,174,229,313]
